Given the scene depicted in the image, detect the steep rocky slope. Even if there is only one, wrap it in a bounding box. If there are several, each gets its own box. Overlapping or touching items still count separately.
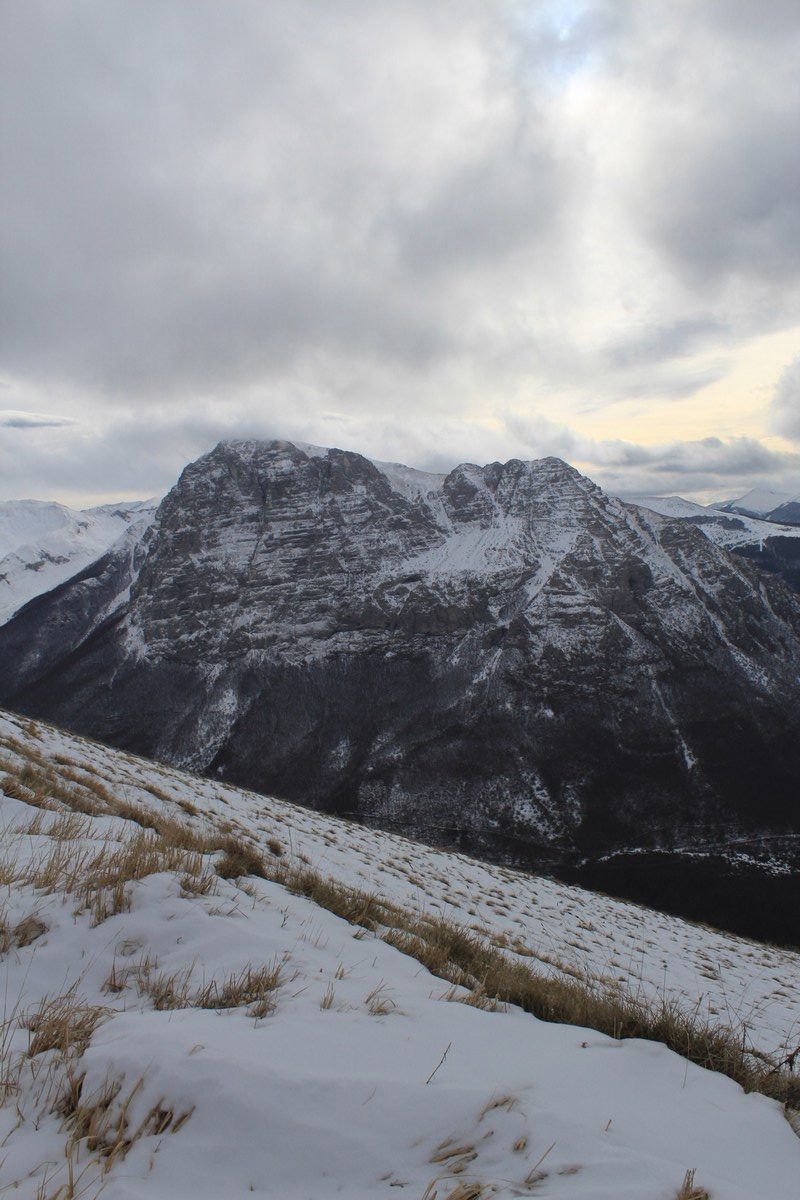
[1,440,799,905]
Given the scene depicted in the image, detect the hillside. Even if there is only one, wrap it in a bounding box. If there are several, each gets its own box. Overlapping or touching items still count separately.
[717,488,800,527]
[2,440,800,945]
[1,707,798,1198]
[627,494,800,598]
[626,494,800,550]
[0,498,157,625]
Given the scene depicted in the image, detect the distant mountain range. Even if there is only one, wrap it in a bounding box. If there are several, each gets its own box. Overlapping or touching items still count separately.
[626,493,800,595]
[1,440,799,942]
[0,497,158,624]
[716,486,800,526]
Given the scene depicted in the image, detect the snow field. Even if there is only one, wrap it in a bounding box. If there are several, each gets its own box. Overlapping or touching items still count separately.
[0,709,798,1197]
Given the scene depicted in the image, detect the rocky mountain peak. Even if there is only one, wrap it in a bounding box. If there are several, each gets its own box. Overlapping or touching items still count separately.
[2,438,799,892]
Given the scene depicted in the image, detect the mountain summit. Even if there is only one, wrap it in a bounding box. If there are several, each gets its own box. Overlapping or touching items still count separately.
[2,439,799,917]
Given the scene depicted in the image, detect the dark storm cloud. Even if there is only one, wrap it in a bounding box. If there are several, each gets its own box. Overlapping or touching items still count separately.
[1,1,799,501]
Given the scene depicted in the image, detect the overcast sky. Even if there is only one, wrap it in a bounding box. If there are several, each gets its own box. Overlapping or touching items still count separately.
[1,0,799,506]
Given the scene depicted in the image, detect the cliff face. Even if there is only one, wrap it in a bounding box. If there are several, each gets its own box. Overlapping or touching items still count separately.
[2,439,800,869]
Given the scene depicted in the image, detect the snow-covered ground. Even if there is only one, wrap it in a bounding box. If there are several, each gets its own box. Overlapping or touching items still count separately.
[1,708,798,1198]
[0,499,157,624]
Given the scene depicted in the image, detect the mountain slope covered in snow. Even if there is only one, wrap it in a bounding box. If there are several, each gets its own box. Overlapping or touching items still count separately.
[717,486,800,526]
[0,498,157,624]
[1,440,800,942]
[625,493,800,548]
[1,708,798,1199]
[627,493,800,597]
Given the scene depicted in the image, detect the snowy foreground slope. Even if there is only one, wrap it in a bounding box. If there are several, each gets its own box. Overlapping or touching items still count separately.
[0,499,157,625]
[1,709,798,1199]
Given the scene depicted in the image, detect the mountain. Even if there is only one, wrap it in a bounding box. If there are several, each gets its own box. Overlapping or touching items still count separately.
[716,486,800,526]
[1,440,800,936]
[0,496,158,624]
[627,493,800,595]
[1,707,798,1198]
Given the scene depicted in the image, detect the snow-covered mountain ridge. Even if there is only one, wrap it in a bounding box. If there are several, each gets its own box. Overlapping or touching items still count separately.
[2,440,800,942]
[626,493,800,549]
[717,486,800,526]
[0,497,158,624]
[627,493,800,596]
[1,707,798,1199]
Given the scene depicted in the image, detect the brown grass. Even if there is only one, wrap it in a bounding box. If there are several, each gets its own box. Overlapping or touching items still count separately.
[676,1168,710,1200]
[60,1071,194,1171]
[270,862,800,1112]
[23,988,109,1059]
[320,983,336,1010]
[3,718,798,1119]
[215,838,268,880]
[12,914,47,948]
[135,960,283,1019]
[422,1182,485,1200]
[75,834,206,924]
[194,962,283,1018]
[134,961,195,1011]
[365,981,396,1016]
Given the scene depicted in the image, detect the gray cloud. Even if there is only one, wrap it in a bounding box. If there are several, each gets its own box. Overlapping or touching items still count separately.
[603,319,727,370]
[1,1,799,502]
[505,413,800,501]
[0,409,76,429]
[772,356,800,442]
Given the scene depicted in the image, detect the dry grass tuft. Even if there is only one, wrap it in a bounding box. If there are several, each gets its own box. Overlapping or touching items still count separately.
[23,989,109,1059]
[12,913,47,948]
[320,983,336,1010]
[194,962,283,1017]
[365,981,396,1016]
[135,961,195,1011]
[422,1181,485,1200]
[215,838,267,880]
[136,960,283,1019]
[675,1168,710,1199]
[441,984,502,1013]
[179,867,218,897]
[275,862,382,930]
[0,773,50,808]
[75,834,205,924]
[47,811,93,841]
[60,1071,195,1170]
